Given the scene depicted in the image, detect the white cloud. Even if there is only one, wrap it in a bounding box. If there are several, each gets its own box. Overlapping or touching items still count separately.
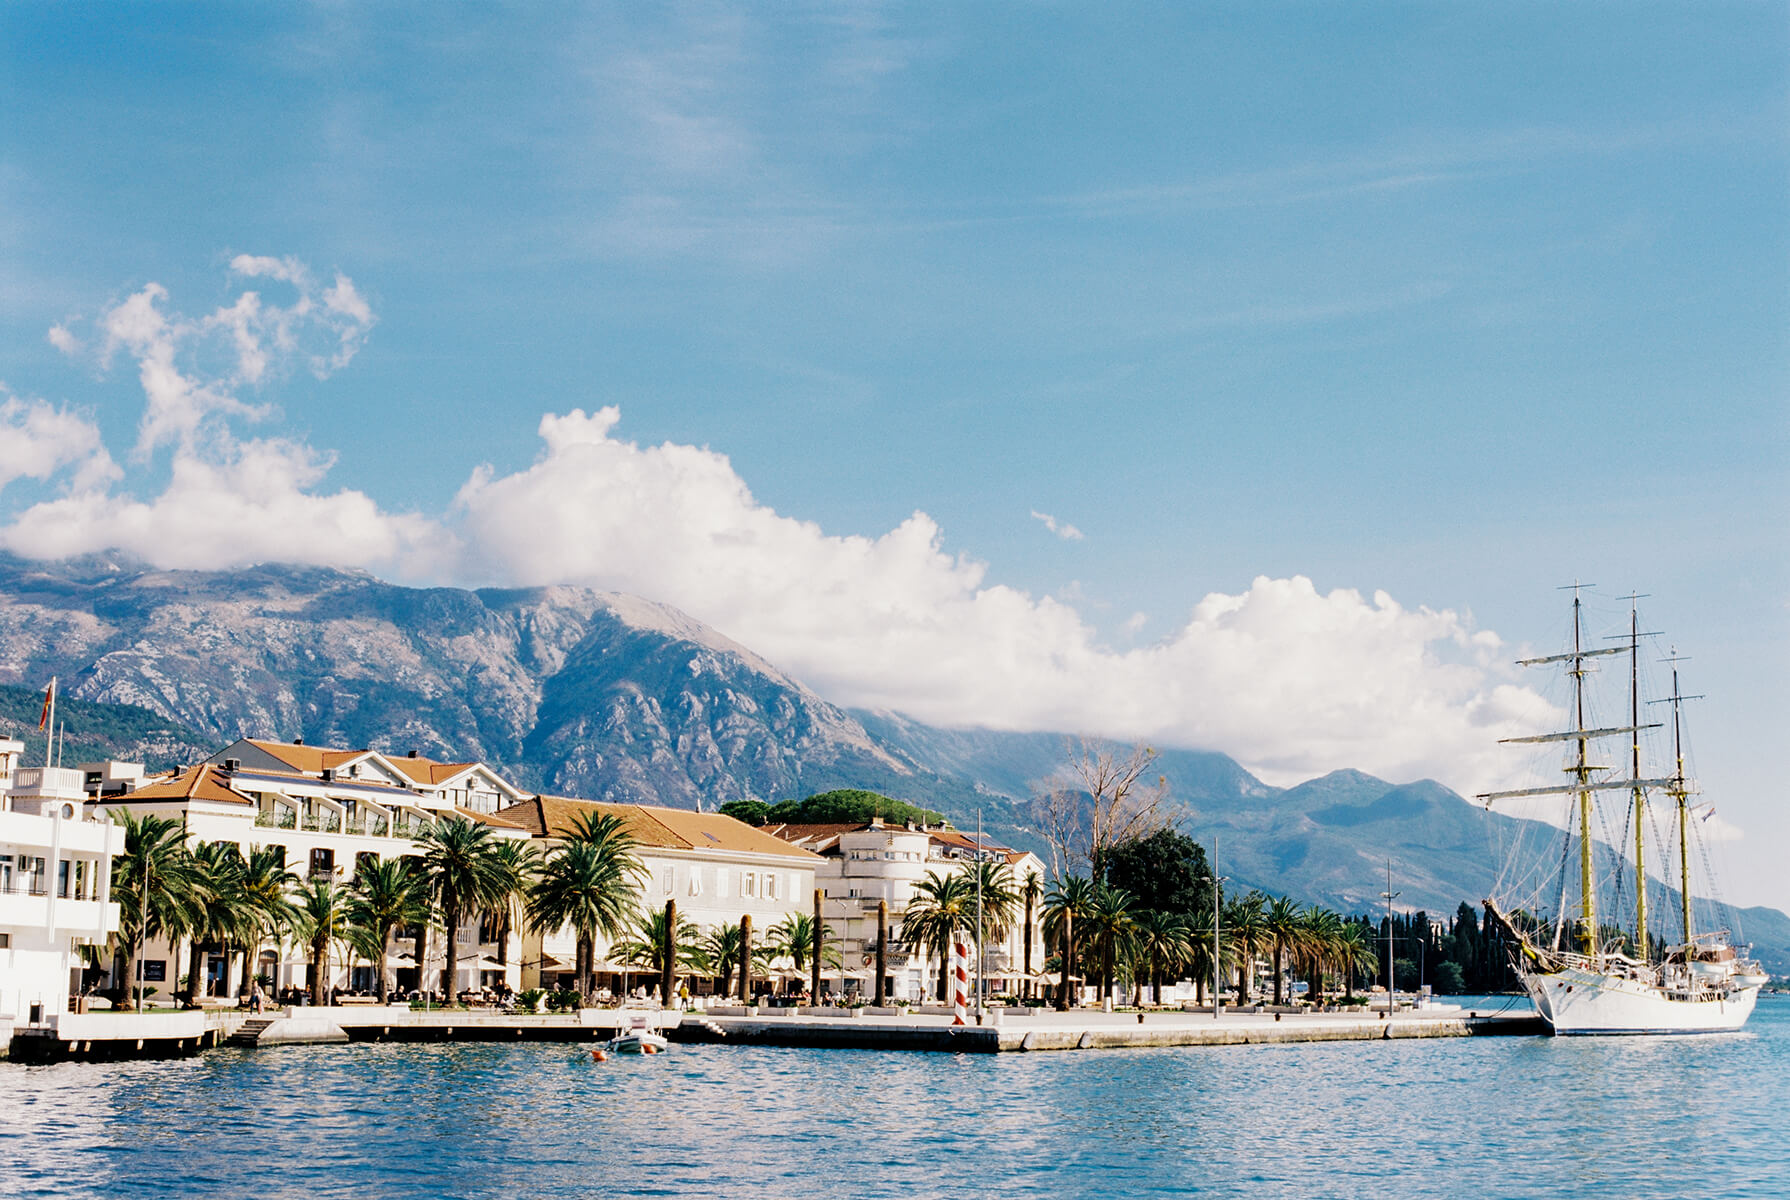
[46,324,79,355]
[0,387,118,495]
[1030,509,1084,541]
[1,260,428,577]
[7,260,1563,798]
[453,408,1556,792]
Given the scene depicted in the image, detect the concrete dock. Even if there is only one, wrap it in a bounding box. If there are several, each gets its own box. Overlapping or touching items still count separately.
[670,1004,1545,1053]
[4,1002,1544,1062]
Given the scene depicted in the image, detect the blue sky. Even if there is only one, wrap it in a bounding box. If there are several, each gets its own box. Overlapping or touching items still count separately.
[1,4,1785,907]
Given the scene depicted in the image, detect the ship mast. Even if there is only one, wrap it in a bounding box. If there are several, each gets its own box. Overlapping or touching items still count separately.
[1659,650,1698,947]
[1570,593,1597,959]
[1626,597,1647,962]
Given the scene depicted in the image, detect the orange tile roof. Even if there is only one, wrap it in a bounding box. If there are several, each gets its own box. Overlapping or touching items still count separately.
[119,764,254,807]
[244,739,364,774]
[454,805,528,831]
[495,796,820,861]
[388,755,481,786]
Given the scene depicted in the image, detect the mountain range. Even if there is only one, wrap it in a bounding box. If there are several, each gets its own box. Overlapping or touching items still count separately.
[2,551,1784,971]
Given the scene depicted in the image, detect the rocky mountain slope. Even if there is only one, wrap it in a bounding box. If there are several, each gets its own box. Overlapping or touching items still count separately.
[2,552,1783,969]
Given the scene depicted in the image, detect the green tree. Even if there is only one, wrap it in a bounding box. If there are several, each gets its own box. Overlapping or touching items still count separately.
[764,790,945,827]
[111,811,206,1010]
[1132,910,1193,1003]
[613,907,708,997]
[238,845,299,993]
[1104,830,1213,923]
[717,800,770,825]
[525,812,644,998]
[182,841,252,1007]
[414,817,510,1001]
[291,878,352,1006]
[1224,892,1267,1003]
[485,838,538,973]
[1043,876,1099,1011]
[766,912,840,973]
[703,924,745,994]
[349,857,429,1004]
[965,859,1020,949]
[1264,895,1302,1005]
[1084,885,1138,1003]
[900,871,976,1001]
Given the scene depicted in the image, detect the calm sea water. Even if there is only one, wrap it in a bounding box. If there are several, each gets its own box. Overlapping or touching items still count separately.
[3,995,1786,1199]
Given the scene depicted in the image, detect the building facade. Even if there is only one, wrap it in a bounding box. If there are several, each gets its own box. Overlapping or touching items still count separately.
[0,739,123,1043]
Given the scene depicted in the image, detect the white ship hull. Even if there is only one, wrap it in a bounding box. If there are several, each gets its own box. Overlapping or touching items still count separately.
[1522,965,1760,1035]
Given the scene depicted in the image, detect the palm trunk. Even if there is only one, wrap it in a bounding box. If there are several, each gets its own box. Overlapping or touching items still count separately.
[415,920,431,1000]
[310,938,328,1006]
[1273,942,1284,1005]
[575,932,593,1000]
[441,902,462,1004]
[115,942,136,1009]
[1022,894,1035,1000]
[1057,916,1075,1012]
[377,927,392,1005]
[184,939,204,1008]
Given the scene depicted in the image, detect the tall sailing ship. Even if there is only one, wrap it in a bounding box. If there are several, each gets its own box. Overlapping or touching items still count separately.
[1479,588,1767,1035]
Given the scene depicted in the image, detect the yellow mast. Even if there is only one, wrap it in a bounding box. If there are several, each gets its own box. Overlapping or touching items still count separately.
[1668,652,1692,946]
[1572,594,1597,959]
[1628,600,1647,961]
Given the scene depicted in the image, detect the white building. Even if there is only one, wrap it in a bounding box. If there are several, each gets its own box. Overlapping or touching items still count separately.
[766,819,1048,1003]
[496,795,822,999]
[0,738,123,1046]
[106,740,533,1001]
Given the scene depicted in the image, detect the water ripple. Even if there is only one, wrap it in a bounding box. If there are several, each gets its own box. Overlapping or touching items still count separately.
[2,998,1787,1199]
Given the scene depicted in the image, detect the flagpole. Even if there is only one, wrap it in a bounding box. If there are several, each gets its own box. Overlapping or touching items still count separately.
[41,677,57,768]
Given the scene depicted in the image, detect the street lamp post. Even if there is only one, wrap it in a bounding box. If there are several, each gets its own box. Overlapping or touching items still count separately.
[1381,859,1400,1016]
[1209,836,1227,1022]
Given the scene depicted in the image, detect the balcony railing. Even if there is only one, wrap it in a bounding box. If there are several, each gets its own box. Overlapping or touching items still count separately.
[256,810,298,830]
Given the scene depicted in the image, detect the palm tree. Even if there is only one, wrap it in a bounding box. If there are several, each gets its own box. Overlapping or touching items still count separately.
[112,811,207,1010]
[1337,921,1377,1000]
[349,857,429,1004]
[900,871,976,1001]
[291,878,352,1006]
[182,842,251,1007]
[1224,891,1267,1004]
[1043,875,1098,1011]
[1263,895,1302,1006]
[485,838,538,976]
[766,912,840,974]
[966,860,1020,964]
[238,845,299,997]
[414,817,510,1001]
[703,924,744,995]
[1297,906,1345,1003]
[525,813,644,999]
[1084,884,1138,1004]
[613,906,708,999]
[1132,910,1193,1004]
[1020,870,1043,998]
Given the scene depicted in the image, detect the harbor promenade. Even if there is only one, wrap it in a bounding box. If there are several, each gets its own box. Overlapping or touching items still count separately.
[4,1001,1543,1062]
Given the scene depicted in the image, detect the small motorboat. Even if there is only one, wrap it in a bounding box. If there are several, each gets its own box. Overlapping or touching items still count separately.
[607,1015,669,1055]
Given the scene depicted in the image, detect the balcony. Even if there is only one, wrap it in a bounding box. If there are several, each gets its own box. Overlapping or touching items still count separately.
[256,809,298,830]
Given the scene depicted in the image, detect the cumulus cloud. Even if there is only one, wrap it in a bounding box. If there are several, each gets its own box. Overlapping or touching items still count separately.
[1,259,433,577]
[1030,509,1084,540]
[6,259,1562,796]
[453,408,1556,791]
[0,387,119,495]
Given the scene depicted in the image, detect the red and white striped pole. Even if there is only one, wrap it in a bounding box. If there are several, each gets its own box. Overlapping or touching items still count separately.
[951,935,969,1026]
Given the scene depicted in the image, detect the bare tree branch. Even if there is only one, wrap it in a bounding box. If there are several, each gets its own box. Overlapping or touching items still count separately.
[1029,736,1173,882]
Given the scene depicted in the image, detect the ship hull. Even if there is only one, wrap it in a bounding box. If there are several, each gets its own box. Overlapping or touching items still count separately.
[1522,965,1760,1035]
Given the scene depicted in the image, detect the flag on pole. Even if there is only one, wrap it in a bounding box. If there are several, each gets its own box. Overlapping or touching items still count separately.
[38,679,54,730]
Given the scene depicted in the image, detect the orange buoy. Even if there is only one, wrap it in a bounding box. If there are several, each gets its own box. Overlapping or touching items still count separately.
[642,1044,658,1055]
[591,1049,608,1063]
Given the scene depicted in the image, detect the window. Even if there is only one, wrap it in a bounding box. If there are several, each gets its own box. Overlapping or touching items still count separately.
[0,933,10,949]
[309,848,334,878]
[766,873,778,900]
[743,873,757,899]
[267,845,287,867]
[355,852,378,880]
[139,960,166,982]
